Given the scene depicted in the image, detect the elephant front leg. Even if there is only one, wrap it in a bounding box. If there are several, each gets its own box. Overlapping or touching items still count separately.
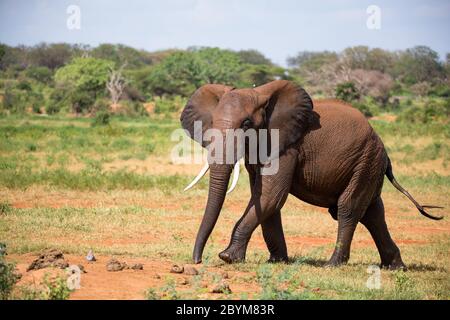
[219,199,289,264]
[219,151,297,264]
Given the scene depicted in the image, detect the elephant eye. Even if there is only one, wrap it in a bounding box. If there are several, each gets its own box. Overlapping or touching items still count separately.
[242,118,253,130]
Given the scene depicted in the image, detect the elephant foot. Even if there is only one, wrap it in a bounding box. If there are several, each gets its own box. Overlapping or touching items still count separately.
[381,251,407,271]
[219,245,246,264]
[267,254,289,263]
[324,252,349,268]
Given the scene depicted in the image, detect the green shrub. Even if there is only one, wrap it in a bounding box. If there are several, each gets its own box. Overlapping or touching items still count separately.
[142,142,156,154]
[145,288,160,300]
[14,274,71,300]
[335,82,360,102]
[45,103,61,115]
[92,99,110,113]
[27,143,37,152]
[352,102,378,118]
[16,80,32,91]
[70,90,96,113]
[397,101,450,124]
[0,202,12,215]
[153,96,186,116]
[429,83,450,97]
[2,87,29,113]
[92,111,111,126]
[120,100,147,117]
[46,87,68,114]
[0,245,21,300]
[25,66,53,84]
[41,275,71,300]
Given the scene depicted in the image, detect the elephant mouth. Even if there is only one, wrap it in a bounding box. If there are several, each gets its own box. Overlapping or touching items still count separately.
[184,160,241,194]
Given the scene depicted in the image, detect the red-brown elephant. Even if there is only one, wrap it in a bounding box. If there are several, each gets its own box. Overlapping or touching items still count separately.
[180,80,443,269]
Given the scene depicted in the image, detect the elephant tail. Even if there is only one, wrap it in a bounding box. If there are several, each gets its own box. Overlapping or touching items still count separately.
[385,157,443,220]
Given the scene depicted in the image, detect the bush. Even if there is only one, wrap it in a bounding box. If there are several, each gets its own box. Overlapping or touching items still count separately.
[54,57,113,113]
[16,80,32,91]
[353,102,375,117]
[335,82,360,102]
[92,99,110,113]
[0,81,44,114]
[153,96,186,117]
[25,66,53,84]
[2,88,29,113]
[92,111,111,126]
[147,48,242,96]
[0,202,12,215]
[41,275,71,300]
[0,245,21,300]
[70,90,96,114]
[409,82,431,97]
[121,100,147,117]
[429,83,450,97]
[397,101,450,124]
[45,103,61,115]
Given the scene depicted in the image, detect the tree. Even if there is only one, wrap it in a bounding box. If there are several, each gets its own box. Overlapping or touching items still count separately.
[335,82,360,102]
[394,46,444,84]
[287,51,338,71]
[28,43,86,70]
[55,57,113,93]
[238,64,287,87]
[54,57,113,112]
[350,69,393,104]
[92,44,152,68]
[340,46,395,74]
[193,47,243,84]
[237,49,272,65]
[147,51,204,96]
[106,63,128,105]
[0,45,28,71]
[445,53,450,78]
[366,48,395,73]
[25,66,53,84]
[147,48,243,96]
[0,44,6,63]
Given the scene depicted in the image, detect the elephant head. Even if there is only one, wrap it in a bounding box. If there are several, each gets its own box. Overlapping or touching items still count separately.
[180,80,313,263]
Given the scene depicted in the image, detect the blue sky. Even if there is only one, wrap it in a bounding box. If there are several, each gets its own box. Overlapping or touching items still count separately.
[0,0,449,65]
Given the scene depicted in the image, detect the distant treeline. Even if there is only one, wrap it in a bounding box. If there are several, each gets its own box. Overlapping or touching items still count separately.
[0,43,449,120]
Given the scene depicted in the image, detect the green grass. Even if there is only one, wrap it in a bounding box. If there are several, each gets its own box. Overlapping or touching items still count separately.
[0,167,204,192]
[0,114,448,300]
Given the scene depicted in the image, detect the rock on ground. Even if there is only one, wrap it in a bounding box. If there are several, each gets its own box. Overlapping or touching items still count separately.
[27,249,69,271]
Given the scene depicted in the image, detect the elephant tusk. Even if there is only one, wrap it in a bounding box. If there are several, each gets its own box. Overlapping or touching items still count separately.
[184,162,209,191]
[226,161,241,194]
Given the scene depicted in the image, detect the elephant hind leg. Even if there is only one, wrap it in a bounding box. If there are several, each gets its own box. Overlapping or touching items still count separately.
[262,209,288,263]
[326,172,374,267]
[325,204,359,267]
[360,197,406,270]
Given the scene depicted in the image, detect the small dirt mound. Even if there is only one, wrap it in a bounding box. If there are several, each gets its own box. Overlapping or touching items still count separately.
[130,263,143,270]
[27,249,69,271]
[170,264,184,274]
[211,281,231,294]
[106,258,128,272]
[183,265,199,275]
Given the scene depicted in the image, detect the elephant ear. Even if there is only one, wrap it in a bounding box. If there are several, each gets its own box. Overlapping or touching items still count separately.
[255,80,314,153]
[180,84,233,147]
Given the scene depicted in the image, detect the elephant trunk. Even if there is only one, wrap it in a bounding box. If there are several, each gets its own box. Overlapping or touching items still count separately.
[193,164,232,263]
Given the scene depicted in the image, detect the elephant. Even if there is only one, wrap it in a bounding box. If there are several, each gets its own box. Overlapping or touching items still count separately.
[180,80,443,269]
